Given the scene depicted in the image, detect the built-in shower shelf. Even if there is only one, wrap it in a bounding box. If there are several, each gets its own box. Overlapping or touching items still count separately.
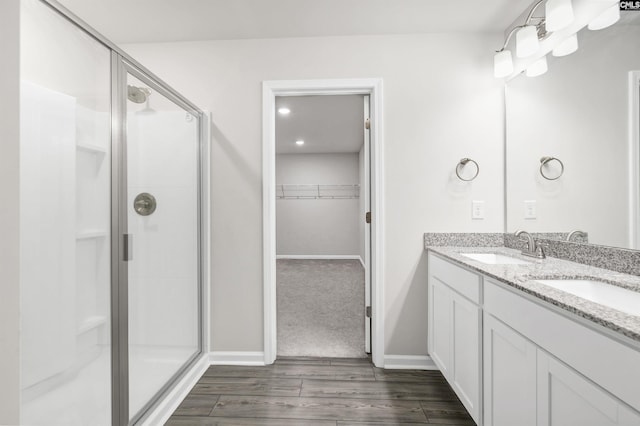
[77,315,107,334]
[76,142,107,154]
[76,230,108,240]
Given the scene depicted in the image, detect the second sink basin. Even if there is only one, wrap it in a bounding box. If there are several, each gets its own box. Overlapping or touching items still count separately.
[460,253,531,265]
[535,279,640,316]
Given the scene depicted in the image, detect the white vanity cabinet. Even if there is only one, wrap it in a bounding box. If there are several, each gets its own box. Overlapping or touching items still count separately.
[427,252,640,426]
[428,254,482,424]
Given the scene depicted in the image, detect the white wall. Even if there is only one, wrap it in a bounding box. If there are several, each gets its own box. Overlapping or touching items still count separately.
[0,0,20,422]
[506,24,640,248]
[122,33,505,356]
[276,153,360,256]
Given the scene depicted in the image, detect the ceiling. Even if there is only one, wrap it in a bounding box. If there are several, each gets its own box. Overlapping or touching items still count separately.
[276,95,364,155]
[57,0,533,44]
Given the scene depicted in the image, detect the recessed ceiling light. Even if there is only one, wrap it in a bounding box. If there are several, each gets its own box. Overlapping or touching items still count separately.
[278,107,290,115]
[295,140,304,146]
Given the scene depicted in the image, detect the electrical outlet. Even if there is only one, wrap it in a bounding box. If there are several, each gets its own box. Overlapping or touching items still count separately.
[472,200,485,220]
[524,200,537,219]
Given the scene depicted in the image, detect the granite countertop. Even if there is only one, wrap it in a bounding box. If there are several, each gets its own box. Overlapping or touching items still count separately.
[427,246,640,344]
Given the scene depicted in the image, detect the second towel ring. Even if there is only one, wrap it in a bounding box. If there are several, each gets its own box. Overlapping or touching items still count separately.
[456,158,479,181]
[539,156,564,180]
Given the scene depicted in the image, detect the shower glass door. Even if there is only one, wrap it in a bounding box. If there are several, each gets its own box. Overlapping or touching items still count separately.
[124,69,201,422]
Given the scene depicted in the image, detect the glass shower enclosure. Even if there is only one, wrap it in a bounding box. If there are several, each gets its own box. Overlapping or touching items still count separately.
[19,1,206,425]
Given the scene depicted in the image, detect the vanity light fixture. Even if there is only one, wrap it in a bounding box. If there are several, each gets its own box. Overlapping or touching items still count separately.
[278,107,291,115]
[516,25,541,57]
[516,0,549,58]
[545,0,574,32]
[588,3,620,31]
[494,50,514,78]
[494,0,549,77]
[494,0,582,78]
[295,140,304,146]
[526,56,548,77]
[552,33,578,57]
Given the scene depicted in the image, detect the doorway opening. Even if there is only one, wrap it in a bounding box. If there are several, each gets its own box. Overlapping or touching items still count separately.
[262,79,384,367]
[274,94,368,358]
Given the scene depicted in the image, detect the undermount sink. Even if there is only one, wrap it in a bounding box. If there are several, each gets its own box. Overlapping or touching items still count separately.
[460,253,531,265]
[535,279,640,316]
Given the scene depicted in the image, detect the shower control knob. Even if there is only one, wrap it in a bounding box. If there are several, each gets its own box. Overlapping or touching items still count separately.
[133,192,157,216]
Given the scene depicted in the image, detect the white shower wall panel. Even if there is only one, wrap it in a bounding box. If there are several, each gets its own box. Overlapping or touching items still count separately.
[20,81,77,389]
[127,111,199,348]
[127,112,197,188]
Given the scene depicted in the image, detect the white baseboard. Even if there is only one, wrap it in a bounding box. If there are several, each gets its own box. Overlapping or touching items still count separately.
[139,353,209,426]
[384,354,439,370]
[276,255,361,261]
[210,351,266,366]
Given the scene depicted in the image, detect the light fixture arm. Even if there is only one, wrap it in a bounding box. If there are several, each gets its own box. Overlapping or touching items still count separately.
[524,0,546,25]
[497,0,547,52]
[497,26,522,52]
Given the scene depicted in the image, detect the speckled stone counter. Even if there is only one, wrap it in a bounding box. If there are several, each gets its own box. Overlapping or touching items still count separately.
[426,245,640,344]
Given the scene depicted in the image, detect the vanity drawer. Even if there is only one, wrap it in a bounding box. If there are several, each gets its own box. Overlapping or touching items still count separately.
[429,253,481,303]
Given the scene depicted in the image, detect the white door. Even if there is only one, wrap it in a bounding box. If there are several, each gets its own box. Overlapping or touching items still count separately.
[363,95,372,353]
[483,313,537,426]
[537,350,640,426]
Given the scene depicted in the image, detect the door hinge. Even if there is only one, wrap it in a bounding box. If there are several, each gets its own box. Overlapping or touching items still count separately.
[366,306,372,318]
[365,211,371,224]
[365,117,371,130]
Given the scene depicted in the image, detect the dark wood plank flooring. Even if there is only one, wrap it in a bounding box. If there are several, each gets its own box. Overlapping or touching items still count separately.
[166,357,475,425]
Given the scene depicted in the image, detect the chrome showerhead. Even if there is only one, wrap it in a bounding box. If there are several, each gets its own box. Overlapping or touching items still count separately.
[127,85,151,103]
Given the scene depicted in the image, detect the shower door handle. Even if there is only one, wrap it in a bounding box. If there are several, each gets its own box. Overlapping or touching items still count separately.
[123,234,133,261]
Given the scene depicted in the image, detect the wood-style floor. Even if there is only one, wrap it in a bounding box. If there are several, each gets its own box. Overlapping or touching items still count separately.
[165,357,476,425]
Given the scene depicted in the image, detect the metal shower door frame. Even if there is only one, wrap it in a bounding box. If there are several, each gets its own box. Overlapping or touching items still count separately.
[112,56,206,426]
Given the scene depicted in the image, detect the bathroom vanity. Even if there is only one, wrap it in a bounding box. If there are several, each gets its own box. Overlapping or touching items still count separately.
[426,246,640,426]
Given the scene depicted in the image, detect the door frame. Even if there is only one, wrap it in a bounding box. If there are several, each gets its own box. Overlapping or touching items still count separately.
[629,71,640,249]
[363,94,372,353]
[262,78,385,367]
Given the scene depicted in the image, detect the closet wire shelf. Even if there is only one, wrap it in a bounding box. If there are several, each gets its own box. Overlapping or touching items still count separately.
[276,184,360,199]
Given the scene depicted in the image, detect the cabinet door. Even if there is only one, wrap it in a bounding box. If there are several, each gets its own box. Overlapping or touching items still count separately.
[537,351,640,426]
[429,278,452,376]
[484,313,537,426]
[452,291,481,423]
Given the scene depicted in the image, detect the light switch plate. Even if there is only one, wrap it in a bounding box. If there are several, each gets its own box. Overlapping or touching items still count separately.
[524,200,537,219]
[472,200,485,220]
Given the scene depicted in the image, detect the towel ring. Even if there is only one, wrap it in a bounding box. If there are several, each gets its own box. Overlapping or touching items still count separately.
[456,158,479,181]
[539,156,564,180]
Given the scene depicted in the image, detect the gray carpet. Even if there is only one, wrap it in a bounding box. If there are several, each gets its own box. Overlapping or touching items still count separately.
[277,259,366,358]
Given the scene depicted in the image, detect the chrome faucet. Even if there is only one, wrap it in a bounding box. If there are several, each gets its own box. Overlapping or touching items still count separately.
[566,230,587,242]
[514,230,546,259]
